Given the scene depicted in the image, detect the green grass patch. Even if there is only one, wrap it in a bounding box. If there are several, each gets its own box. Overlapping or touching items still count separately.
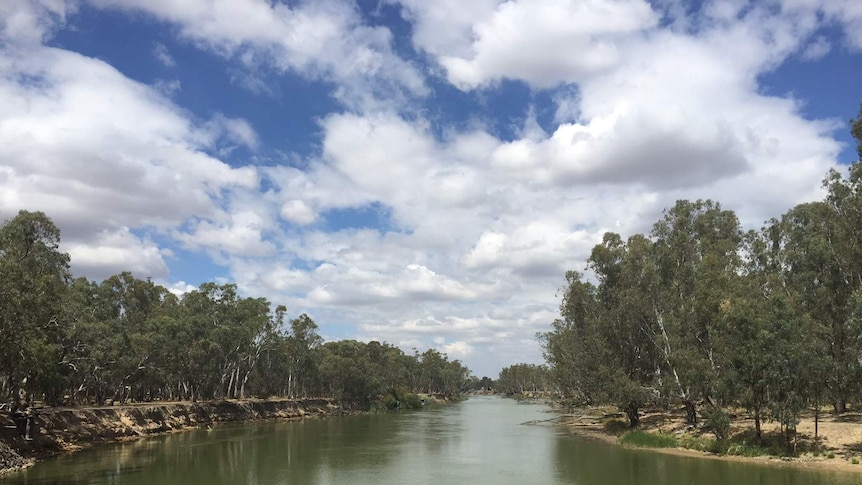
[620,430,679,448]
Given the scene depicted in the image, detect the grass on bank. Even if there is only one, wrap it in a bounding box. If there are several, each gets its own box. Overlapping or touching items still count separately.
[620,430,679,448]
[616,427,811,458]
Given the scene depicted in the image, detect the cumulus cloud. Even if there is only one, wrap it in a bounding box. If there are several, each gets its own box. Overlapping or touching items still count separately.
[438,0,658,89]
[222,1,845,375]
[395,0,862,90]
[65,227,169,281]
[0,0,73,45]
[0,4,261,281]
[1,0,856,376]
[90,0,428,109]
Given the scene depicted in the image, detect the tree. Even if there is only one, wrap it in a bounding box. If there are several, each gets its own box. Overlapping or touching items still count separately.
[541,271,603,404]
[496,364,548,395]
[852,103,862,160]
[650,199,742,424]
[285,313,322,398]
[590,233,662,427]
[0,210,70,404]
[544,234,663,427]
[779,199,861,412]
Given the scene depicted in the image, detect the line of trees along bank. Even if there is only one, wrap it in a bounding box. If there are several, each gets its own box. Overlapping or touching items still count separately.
[495,363,549,395]
[543,107,862,440]
[0,212,471,410]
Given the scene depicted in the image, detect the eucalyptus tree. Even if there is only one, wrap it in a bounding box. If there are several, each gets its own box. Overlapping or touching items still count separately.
[541,271,603,403]
[589,232,662,427]
[495,363,549,394]
[0,210,71,404]
[778,197,862,412]
[718,286,817,443]
[285,313,322,398]
[650,199,743,424]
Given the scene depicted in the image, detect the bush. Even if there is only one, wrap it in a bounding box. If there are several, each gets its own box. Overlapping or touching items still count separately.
[677,433,717,453]
[401,393,423,410]
[702,405,731,441]
[378,387,424,410]
[620,431,678,448]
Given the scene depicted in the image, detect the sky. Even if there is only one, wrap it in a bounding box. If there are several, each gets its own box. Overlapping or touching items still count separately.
[1,0,861,378]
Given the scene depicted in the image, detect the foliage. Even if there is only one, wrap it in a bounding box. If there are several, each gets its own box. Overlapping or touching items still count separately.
[543,115,862,445]
[0,211,472,410]
[495,363,549,395]
[701,406,730,441]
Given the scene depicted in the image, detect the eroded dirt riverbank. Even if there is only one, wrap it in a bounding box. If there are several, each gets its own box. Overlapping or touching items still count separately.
[0,398,341,474]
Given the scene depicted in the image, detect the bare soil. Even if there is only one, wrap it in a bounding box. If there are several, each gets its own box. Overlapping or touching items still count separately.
[0,398,341,474]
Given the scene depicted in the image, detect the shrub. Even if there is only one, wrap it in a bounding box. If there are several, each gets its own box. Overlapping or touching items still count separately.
[621,431,678,448]
[677,433,717,452]
[702,405,731,441]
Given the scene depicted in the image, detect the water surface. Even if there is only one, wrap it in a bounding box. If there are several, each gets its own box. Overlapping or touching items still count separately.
[3,396,861,484]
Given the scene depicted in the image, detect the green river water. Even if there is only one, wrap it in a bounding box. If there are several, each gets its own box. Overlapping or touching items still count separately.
[3,396,862,484]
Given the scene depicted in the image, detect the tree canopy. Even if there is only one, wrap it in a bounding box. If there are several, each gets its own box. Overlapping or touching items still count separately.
[543,111,862,439]
[0,210,472,409]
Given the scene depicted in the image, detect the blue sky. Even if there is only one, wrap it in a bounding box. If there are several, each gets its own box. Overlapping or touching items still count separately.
[1,0,861,377]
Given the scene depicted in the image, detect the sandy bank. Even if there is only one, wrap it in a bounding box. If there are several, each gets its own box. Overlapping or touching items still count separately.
[558,408,862,475]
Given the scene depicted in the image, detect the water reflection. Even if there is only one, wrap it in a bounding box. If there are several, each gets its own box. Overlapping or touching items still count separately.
[5,397,862,485]
[552,428,862,485]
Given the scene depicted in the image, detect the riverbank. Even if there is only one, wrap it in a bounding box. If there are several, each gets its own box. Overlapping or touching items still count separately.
[0,398,341,474]
[558,406,862,474]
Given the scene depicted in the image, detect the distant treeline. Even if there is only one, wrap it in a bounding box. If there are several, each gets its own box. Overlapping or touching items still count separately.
[495,363,549,395]
[0,212,473,410]
[542,108,862,440]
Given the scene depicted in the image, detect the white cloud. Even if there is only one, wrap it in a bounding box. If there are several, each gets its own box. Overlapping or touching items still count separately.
[0,7,261,281]
[407,0,659,89]
[152,41,176,67]
[1,0,856,377]
[0,0,73,45]
[780,0,862,50]
[176,210,276,258]
[65,227,169,281]
[280,200,317,225]
[204,114,260,151]
[442,341,474,359]
[801,35,831,61]
[162,280,198,296]
[90,0,428,109]
[387,0,501,58]
[395,0,861,91]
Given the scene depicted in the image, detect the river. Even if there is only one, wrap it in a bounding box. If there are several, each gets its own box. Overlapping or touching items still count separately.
[3,396,861,484]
